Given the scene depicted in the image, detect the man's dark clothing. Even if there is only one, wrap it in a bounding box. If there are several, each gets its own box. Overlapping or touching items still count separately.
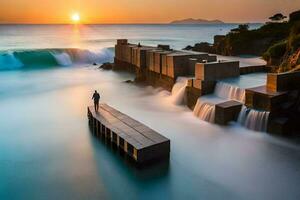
[92,92,100,111]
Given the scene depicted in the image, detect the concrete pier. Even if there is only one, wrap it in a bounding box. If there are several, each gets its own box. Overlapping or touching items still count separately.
[113,39,300,135]
[114,39,217,91]
[87,104,170,164]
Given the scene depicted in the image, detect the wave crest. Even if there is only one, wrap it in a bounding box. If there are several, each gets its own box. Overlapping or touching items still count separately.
[0,48,114,70]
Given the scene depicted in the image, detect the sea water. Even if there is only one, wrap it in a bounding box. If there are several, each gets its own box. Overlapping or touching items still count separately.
[0,24,300,200]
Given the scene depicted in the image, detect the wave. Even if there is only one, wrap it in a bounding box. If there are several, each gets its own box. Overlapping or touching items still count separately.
[0,48,114,70]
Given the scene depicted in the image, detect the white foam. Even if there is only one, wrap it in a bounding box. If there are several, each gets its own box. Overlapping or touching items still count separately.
[51,52,73,66]
[193,99,216,123]
[214,82,245,102]
[170,77,188,105]
[238,106,270,132]
[0,52,24,70]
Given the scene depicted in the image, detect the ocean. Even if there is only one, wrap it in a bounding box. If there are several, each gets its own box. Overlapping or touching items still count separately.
[0,24,300,200]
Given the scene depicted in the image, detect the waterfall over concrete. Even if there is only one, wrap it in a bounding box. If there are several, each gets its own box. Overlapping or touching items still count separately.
[171,77,188,105]
[193,98,216,123]
[192,80,245,123]
[238,106,270,132]
[214,81,245,102]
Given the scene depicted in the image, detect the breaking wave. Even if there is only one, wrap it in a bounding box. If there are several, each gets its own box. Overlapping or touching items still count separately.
[0,48,114,70]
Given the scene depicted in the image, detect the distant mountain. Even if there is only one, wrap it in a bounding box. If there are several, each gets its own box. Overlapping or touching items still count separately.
[170,18,224,24]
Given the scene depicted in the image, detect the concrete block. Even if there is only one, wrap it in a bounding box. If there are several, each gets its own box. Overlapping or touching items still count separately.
[154,51,162,73]
[161,54,168,75]
[147,51,154,71]
[239,65,266,75]
[245,86,288,112]
[186,86,201,109]
[207,55,217,62]
[195,61,240,81]
[215,101,242,125]
[157,44,171,50]
[193,79,216,94]
[267,71,300,92]
[188,58,198,76]
[166,56,175,77]
[117,39,128,45]
[87,104,170,164]
[137,48,151,68]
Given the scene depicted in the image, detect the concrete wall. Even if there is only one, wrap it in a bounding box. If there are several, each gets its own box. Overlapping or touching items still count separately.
[157,44,170,50]
[154,51,162,73]
[143,71,175,91]
[195,61,240,81]
[245,86,288,112]
[215,101,242,125]
[186,86,201,110]
[267,71,300,92]
[239,65,267,75]
[147,50,155,72]
[188,78,216,95]
[116,40,218,80]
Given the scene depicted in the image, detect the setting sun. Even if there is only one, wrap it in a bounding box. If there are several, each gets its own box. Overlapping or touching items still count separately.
[71,13,80,23]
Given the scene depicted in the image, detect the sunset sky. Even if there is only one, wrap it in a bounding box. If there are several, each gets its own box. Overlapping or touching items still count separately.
[0,0,299,24]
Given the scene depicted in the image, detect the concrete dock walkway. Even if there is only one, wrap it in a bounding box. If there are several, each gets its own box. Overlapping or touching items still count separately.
[87,104,170,164]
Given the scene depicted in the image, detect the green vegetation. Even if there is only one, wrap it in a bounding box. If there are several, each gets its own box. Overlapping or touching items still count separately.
[262,20,300,72]
[262,40,287,61]
[230,24,249,33]
[269,13,287,23]
[185,10,300,72]
[214,22,291,56]
[216,10,300,72]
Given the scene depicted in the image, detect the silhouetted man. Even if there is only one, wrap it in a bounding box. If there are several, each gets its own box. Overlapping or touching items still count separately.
[92,90,100,111]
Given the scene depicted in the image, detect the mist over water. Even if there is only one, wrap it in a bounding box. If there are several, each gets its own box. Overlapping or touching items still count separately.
[0,25,300,200]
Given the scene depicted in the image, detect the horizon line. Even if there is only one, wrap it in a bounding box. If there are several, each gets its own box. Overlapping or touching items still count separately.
[0,22,264,25]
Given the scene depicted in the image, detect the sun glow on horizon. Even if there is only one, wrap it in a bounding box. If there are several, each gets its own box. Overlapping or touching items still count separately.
[71,13,80,23]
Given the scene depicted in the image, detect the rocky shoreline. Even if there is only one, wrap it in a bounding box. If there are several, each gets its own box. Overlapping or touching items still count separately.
[184,10,300,73]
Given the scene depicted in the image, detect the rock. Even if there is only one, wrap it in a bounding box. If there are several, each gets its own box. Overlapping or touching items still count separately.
[124,80,134,83]
[194,42,214,52]
[99,62,114,70]
[183,42,214,53]
[93,63,98,66]
[183,45,193,50]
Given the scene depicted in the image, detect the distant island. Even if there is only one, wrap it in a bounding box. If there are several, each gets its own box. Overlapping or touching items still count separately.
[170,18,224,24]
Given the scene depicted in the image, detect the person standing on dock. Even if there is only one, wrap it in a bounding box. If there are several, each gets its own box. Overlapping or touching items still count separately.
[92,90,101,112]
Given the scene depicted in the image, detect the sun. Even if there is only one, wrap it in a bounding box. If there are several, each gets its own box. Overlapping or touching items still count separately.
[71,13,80,23]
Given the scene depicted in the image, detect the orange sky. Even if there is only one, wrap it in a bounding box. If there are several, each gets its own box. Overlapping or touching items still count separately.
[0,0,299,24]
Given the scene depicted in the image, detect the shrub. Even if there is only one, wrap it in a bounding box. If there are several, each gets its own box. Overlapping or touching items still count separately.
[263,40,287,60]
[289,10,300,22]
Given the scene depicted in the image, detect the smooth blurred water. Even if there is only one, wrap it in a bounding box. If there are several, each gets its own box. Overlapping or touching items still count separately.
[0,25,299,200]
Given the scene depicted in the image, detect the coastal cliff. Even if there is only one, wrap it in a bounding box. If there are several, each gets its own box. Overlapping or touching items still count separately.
[264,17,300,72]
[185,10,300,72]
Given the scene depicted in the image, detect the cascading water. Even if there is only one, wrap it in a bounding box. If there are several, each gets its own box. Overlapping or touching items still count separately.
[214,81,245,102]
[193,99,215,123]
[192,81,245,123]
[238,106,270,132]
[170,77,188,105]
